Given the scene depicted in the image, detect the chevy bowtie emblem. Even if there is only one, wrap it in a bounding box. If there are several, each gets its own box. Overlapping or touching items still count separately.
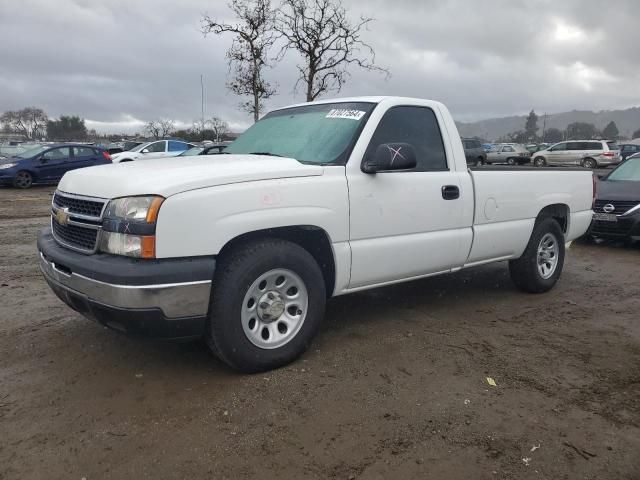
[55,207,70,226]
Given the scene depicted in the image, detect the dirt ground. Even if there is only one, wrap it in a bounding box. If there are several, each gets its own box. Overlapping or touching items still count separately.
[1,186,639,480]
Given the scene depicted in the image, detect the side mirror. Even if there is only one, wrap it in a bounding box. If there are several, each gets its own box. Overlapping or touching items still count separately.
[361,143,418,174]
[141,148,150,153]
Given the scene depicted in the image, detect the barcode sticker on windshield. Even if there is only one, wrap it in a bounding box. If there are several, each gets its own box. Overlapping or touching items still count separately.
[326,109,366,120]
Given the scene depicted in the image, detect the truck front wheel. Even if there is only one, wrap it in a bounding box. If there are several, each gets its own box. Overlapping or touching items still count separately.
[509,218,565,293]
[207,238,326,373]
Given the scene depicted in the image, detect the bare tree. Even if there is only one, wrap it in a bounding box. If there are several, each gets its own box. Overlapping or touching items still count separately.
[158,119,175,137]
[202,0,277,122]
[209,116,229,141]
[1,107,48,140]
[144,119,175,139]
[144,120,161,139]
[276,0,388,101]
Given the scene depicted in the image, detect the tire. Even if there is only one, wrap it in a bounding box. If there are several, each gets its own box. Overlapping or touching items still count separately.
[581,157,597,169]
[13,170,33,189]
[506,157,516,166]
[206,238,326,373]
[476,157,485,166]
[509,217,565,293]
[533,156,546,167]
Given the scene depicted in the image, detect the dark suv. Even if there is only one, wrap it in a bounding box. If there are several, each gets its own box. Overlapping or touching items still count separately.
[462,138,487,166]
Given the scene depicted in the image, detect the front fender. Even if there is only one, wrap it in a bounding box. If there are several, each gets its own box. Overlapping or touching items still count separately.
[154,169,349,258]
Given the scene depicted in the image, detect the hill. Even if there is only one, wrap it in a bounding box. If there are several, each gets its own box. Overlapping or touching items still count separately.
[456,106,640,141]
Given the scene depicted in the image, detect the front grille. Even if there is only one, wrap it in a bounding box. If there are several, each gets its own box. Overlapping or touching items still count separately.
[593,200,639,215]
[51,191,106,253]
[52,220,98,251]
[53,192,105,217]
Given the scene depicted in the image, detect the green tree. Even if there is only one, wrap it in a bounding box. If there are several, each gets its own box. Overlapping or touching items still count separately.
[601,121,619,140]
[544,127,563,143]
[46,115,87,141]
[566,122,598,140]
[524,110,538,141]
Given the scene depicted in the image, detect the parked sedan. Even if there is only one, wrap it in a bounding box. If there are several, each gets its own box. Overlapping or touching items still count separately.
[0,144,111,188]
[618,143,640,162]
[589,153,640,242]
[110,140,194,163]
[177,144,228,156]
[486,144,531,165]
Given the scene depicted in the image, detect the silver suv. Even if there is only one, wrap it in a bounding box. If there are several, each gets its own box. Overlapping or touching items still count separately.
[532,140,619,168]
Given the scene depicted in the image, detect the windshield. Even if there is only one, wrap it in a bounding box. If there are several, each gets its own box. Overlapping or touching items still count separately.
[225,102,375,164]
[180,147,204,156]
[16,145,47,158]
[607,158,640,181]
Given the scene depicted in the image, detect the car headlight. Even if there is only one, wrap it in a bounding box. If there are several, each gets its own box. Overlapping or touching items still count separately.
[0,163,17,169]
[99,196,164,258]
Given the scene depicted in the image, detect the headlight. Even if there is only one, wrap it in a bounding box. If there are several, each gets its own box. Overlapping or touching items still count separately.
[0,163,17,169]
[100,195,164,258]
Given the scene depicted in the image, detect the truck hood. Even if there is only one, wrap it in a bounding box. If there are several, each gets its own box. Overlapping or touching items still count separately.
[57,154,324,198]
[596,179,640,202]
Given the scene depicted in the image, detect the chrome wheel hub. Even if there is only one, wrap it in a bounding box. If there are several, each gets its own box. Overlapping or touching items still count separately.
[537,233,559,279]
[257,291,286,323]
[241,269,308,349]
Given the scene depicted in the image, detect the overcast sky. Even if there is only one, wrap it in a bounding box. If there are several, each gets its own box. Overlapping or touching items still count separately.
[1,0,638,133]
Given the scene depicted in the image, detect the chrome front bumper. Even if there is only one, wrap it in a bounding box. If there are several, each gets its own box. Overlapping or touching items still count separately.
[39,252,212,319]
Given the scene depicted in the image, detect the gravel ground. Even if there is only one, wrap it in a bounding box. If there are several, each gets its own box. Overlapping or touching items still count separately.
[1,186,639,480]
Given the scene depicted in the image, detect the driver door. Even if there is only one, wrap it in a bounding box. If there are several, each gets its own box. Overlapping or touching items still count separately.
[35,147,70,180]
[346,105,472,289]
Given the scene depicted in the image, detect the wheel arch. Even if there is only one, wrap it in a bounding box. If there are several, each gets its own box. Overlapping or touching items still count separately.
[536,203,570,234]
[217,225,337,297]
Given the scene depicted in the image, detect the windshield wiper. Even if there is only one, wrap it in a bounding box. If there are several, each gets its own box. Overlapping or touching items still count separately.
[248,152,284,157]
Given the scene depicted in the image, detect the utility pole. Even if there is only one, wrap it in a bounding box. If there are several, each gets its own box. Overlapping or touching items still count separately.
[200,74,205,142]
[542,113,547,143]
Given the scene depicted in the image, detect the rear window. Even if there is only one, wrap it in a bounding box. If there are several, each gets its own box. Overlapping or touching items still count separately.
[587,142,603,150]
[606,141,618,150]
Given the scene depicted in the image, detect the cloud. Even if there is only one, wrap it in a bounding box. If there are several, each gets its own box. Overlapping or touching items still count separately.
[1,0,638,133]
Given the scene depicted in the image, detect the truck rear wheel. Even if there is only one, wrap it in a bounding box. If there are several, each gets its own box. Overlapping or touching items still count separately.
[509,217,565,293]
[206,238,326,373]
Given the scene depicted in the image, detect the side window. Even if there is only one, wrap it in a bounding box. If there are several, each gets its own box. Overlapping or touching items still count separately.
[588,142,603,150]
[566,142,581,150]
[168,141,188,152]
[365,106,447,172]
[73,147,95,157]
[502,146,515,152]
[146,141,166,153]
[43,147,71,160]
[551,143,567,151]
[471,140,481,149]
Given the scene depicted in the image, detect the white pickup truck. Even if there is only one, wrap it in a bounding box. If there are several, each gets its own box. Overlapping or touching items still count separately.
[38,97,594,372]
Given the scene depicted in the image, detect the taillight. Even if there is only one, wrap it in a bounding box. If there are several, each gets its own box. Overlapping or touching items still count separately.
[102,151,112,162]
[602,151,615,157]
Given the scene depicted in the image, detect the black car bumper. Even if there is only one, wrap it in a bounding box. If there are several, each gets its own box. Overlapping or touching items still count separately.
[589,212,640,240]
[37,228,216,339]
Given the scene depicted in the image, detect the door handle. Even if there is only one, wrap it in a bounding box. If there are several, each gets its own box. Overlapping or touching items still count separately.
[442,185,460,200]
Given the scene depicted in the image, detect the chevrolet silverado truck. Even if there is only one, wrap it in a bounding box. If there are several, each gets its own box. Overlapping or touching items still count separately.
[38,97,594,372]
